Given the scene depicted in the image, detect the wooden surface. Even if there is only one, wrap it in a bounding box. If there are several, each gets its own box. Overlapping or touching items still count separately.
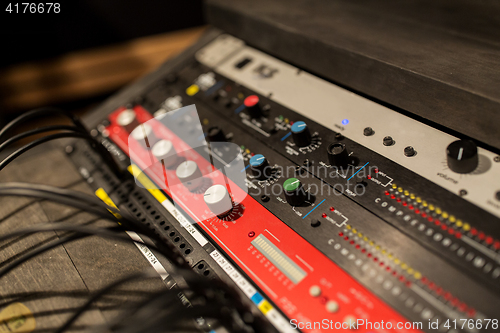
[0,145,166,332]
[0,26,206,114]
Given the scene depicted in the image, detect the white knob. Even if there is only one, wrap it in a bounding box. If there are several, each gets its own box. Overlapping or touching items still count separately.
[117,109,139,133]
[152,140,177,168]
[176,160,203,190]
[131,123,157,147]
[204,184,233,217]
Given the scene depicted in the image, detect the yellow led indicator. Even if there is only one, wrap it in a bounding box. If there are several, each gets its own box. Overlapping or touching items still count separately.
[407,268,414,274]
[435,207,442,214]
[394,258,401,265]
[284,118,289,124]
[358,232,363,238]
[258,300,273,315]
[429,204,435,211]
[202,118,209,125]
[245,149,251,154]
[449,215,456,223]
[422,201,428,207]
[352,228,357,233]
[346,225,351,230]
[392,184,397,189]
[410,194,415,199]
[456,219,463,227]
[414,271,422,279]
[237,92,245,99]
[442,212,449,219]
[186,84,199,96]
[416,197,422,203]
[463,223,471,231]
[401,263,408,270]
[404,190,409,196]
[397,187,403,193]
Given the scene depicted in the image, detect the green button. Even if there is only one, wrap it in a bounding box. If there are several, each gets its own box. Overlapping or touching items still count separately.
[283,178,301,192]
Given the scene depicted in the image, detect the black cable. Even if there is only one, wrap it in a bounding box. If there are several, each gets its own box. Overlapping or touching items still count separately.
[0,182,122,211]
[0,107,86,143]
[0,132,93,171]
[0,187,123,223]
[0,186,192,274]
[0,107,122,174]
[55,271,158,333]
[0,125,85,153]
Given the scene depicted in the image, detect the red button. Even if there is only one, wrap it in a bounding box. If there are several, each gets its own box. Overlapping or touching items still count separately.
[244,95,259,107]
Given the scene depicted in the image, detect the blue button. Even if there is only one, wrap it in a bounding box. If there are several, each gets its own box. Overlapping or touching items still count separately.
[291,121,307,134]
[251,292,264,305]
[250,154,266,167]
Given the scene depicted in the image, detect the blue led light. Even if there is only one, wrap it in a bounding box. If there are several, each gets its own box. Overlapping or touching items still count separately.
[342,119,349,125]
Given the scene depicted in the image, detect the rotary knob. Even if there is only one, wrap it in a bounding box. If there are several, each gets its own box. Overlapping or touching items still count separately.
[327,142,349,169]
[204,184,233,217]
[249,154,272,180]
[207,126,226,142]
[446,140,478,174]
[244,95,264,118]
[291,121,312,147]
[283,178,307,206]
[117,109,140,133]
[176,160,203,190]
[152,140,177,168]
[130,123,158,148]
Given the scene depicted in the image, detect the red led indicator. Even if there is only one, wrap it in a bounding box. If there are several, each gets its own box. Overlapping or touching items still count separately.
[374,168,379,173]
[248,231,255,237]
[322,213,327,218]
[329,207,335,211]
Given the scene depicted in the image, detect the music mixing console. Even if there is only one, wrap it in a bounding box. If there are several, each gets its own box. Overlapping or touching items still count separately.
[68,32,500,333]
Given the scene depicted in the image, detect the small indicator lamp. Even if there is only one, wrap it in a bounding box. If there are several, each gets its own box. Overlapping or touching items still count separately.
[342,119,349,125]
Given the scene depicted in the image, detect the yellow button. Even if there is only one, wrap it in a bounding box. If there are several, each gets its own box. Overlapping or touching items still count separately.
[186,84,199,96]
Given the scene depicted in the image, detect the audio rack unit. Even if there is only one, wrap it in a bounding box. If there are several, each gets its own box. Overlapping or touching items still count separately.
[67,28,500,333]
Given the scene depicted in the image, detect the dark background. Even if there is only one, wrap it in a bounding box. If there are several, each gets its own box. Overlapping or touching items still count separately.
[1,0,205,68]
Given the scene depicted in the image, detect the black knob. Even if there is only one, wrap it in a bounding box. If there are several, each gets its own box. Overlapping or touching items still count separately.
[327,143,349,169]
[446,140,478,174]
[283,178,307,206]
[404,146,416,157]
[249,154,272,180]
[383,136,395,146]
[363,127,375,136]
[291,121,312,147]
[207,126,226,142]
[244,95,263,118]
